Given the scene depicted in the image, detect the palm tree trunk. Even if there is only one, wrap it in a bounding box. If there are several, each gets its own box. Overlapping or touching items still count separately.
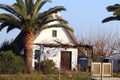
[24,32,34,74]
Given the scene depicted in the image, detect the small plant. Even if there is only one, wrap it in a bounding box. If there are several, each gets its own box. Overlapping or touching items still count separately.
[41,59,55,74]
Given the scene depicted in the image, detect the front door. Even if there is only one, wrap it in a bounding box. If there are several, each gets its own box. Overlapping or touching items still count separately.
[61,51,72,70]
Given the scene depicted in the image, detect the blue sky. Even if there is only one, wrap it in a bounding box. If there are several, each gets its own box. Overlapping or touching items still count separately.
[0,0,120,44]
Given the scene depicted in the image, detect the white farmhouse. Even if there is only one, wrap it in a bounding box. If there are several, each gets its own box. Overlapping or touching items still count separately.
[13,12,83,71]
[33,13,79,70]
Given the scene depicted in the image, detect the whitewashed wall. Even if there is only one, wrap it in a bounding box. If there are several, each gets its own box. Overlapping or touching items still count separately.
[34,27,73,45]
[44,48,78,70]
[32,46,78,70]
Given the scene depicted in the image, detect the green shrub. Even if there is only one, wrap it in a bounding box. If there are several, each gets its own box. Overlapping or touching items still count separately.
[0,51,26,74]
[41,59,55,74]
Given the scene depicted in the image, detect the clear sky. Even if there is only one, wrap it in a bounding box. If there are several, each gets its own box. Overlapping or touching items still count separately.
[0,0,120,44]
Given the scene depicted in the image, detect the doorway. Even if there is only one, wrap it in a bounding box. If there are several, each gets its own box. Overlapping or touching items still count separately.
[61,51,72,70]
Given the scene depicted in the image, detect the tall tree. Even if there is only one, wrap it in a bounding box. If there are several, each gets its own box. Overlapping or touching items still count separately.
[0,0,68,74]
[102,4,120,23]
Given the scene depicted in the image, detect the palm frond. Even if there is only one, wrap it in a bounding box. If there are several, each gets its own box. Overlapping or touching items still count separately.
[40,23,73,32]
[42,18,68,25]
[0,4,19,17]
[0,22,8,31]
[16,0,25,6]
[0,14,22,31]
[7,25,17,33]
[15,0,26,16]
[113,9,120,15]
[102,3,120,23]
[0,21,21,33]
[32,0,41,18]
[25,0,34,14]
[40,24,63,30]
[36,13,44,20]
[38,0,51,10]
[102,16,120,23]
[32,0,51,19]
[40,6,66,19]
[13,3,27,19]
[0,14,19,22]
[107,4,120,12]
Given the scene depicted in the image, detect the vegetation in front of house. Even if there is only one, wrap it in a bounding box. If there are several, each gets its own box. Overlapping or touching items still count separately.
[0,50,92,79]
[0,50,26,74]
[34,58,55,75]
[40,59,55,74]
[0,72,92,80]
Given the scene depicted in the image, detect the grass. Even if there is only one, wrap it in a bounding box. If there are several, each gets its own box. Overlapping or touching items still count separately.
[0,72,92,80]
[1,71,120,80]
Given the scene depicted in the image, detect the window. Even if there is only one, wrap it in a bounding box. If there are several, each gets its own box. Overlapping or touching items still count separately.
[35,50,40,59]
[52,30,57,37]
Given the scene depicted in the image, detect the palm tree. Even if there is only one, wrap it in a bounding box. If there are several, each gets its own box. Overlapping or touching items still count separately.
[102,4,120,23]
[0,0,68,74]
